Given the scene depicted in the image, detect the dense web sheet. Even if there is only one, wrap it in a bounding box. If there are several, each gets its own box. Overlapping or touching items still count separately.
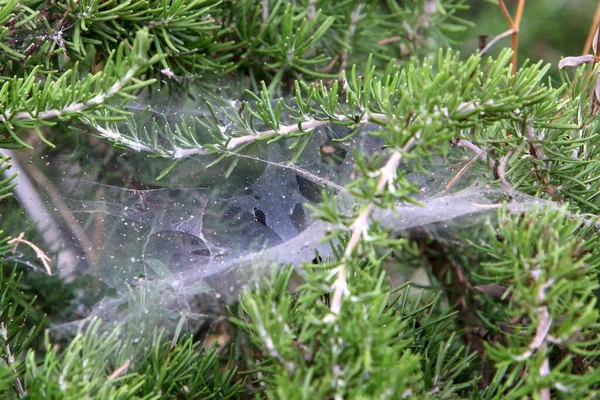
[10,86,551,334]
[45,155,546,335]
[57,144,349,289]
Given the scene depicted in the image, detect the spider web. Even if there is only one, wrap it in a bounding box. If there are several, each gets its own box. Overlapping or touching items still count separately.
[16,84,550,336]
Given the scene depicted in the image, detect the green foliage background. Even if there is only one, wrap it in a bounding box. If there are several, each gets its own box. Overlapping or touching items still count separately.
[0,0,600,399]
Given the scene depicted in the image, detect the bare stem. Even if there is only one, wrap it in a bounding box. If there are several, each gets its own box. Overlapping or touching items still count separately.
[307,0,317,21]
[480,29,514,56]
[324,134,418,322]
[444,145,490,191]
[0,64,142,124]
[88,124,211,158]
[454,138,487,161]
[497,0,515,27]
[227,119,329,149]
[226,112,388,151]
[539,357,551,400]
[377,36,402,46]
[261,0,269,24]
[454,138,496,169]
[108,360,130,380]
[529,281,553,400]
[497,0,525,74]
[90,110,388,159]
[497,148,515,190]
[582,3,600,55]
[0,323,26,397]
[339,4,364,74]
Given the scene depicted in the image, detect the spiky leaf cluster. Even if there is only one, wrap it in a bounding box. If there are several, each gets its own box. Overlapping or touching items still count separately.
[1,0,600,399]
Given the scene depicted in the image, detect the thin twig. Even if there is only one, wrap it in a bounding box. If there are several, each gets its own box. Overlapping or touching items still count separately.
[444,146,491,191]
[108,360,130,380]
[539,357,551,400]
[93,110,386,159]
[516,279,553,400]
[226,112,388,150]
[497,0,515,26]
[0,64,143,123]
[307,0,317,21]
[582,2,600,55]
[480,29,514,56]
[377,36,402,46]
[339,4,364,75]
[514,0,525,27]
[0,322,26,397]
[497,148,515,190]
[93,125,159,154]
[497,0,526,74]
[470,202,502,209]
[324,133,419,322]
[261,0,269,24]
[454,139,486,161]
[510,0,525,73]
[454,138,495,169]
[252,308,296,374]
[90,123,212,158]
[320,54,340,73]
[9,232,52,275]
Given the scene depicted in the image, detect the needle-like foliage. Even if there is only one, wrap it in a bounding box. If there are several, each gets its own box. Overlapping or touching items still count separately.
[1,0,600,399]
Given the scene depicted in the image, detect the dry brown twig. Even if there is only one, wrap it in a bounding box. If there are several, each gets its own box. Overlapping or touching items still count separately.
[377,36,402,46]
[582,1,600,55]
[444,145,492,191]
[500,0,525,74]
[108,360,131,380]
[480,1,525,74]
[8,232,52,275]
